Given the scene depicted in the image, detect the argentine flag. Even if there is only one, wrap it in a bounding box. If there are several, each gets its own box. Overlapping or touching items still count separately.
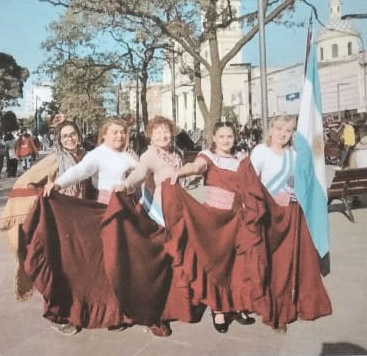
[294,41,330,258]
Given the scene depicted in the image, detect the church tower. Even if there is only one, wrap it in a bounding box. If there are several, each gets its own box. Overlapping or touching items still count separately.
[329,0,342,21]
[316,0,360,63]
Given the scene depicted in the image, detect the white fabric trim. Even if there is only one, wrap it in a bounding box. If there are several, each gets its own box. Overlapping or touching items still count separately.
[200,149,240,172]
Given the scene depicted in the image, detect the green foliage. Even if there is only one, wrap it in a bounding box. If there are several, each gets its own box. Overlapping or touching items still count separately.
[40,0,296,143]
[52,58,110,126]
[0,111,20,132]
[0,53,29,110]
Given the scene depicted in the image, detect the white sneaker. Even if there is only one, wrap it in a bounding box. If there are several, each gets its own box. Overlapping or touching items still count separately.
[51,322,79,335]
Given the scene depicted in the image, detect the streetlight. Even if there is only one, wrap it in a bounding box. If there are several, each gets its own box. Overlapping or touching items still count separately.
[233,63,253,127]
[34,95,40,135]
[257,0,269,133]
[339,13,367,114]
[336,83,349,121]
[168,42,177,125]
[135,71,140,133]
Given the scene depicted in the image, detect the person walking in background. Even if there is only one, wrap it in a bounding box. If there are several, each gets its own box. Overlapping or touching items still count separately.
[4,133,18,177]
[0,135,6,175]
[15,129,38,171]
[338,118,356,168]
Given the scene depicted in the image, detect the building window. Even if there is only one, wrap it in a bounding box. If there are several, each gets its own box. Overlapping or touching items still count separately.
[320,47,324,61]
[348,42,352,55]
[332,44,338,58]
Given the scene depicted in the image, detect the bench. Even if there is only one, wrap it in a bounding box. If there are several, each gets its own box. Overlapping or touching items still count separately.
[327,167,367,222]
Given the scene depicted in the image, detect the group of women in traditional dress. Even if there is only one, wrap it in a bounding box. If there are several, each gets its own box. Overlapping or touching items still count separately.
[1,115,332,337]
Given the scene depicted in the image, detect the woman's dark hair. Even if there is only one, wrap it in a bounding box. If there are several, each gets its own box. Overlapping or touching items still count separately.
[55,121,83,149]
[211,121,237,155]
[4,133,14,141]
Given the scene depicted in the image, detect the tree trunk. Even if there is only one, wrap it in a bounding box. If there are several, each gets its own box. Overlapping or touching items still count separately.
[203,66,223,147]
[140,74,148,130]
[202,29,223,148]
[140,48,154,130]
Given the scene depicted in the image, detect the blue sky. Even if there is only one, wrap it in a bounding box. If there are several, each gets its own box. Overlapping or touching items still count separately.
[0,0,366,93]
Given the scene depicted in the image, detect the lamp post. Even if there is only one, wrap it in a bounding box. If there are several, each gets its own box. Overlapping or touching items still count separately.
[339,13,367,115]
[170,43,177,126]
[34,95,39,135]
[135,71,140,134]
[257,0,268,133]
[116,83,120,116]
[337,83,349,121]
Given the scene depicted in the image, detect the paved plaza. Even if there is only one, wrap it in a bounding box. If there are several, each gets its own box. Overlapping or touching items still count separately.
[0,170,366,356]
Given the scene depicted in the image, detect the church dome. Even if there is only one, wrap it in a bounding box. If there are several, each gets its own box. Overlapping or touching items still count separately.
[316,0,360,63]
[317,0,358,41]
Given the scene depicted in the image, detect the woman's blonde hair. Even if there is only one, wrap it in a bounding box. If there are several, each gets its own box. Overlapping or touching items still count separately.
[145,116,177,139]
[264,115,297,147]
[98,117,129,150]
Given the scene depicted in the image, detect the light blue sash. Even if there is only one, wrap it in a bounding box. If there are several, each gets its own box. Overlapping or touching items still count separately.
[265,148,295,196]
[139,185,165,227]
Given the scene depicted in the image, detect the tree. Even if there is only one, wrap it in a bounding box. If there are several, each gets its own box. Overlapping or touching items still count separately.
[40,0,296,145]
[39,8,165,131]
[0,111,20,132]
[52,58,111,132]
[0,53,29,110]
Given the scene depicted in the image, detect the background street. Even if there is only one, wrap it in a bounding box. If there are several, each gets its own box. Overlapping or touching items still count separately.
[0,167,366,356]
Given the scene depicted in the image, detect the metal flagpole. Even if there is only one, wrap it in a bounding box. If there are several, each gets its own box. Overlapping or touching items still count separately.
[257,0,268,134]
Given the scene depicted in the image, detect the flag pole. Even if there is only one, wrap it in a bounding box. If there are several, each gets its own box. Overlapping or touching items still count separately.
[291,13,314,303]
[291,203,301,303]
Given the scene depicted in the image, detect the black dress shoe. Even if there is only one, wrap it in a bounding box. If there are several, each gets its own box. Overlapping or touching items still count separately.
[211,311,229,333]
[232,311,256,325]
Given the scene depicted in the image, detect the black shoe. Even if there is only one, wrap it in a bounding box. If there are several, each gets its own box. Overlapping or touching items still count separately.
[211,311,229,333]
[108,324,129,332]
[232,311,256,325]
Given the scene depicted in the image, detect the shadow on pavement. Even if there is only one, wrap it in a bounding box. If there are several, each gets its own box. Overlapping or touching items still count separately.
[320,342,367,355]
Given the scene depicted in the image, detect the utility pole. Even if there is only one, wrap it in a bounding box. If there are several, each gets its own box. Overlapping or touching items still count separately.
[171,44,177,125]
[257,0,268,133]
[337,83,348,121]
[135,71,140,134]
[34,96,39,135]
[116,83,120,116]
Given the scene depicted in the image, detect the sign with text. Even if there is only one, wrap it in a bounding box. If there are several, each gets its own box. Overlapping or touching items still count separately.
[285,92,300,101]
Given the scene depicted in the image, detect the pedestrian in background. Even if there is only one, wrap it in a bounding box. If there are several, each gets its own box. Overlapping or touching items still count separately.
[15,129,38,171]
[0,135,6,175]
[338,118,356,168]
[4,133,18,177]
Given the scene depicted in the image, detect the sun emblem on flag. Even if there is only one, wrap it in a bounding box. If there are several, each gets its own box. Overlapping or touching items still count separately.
[313,135,324,157]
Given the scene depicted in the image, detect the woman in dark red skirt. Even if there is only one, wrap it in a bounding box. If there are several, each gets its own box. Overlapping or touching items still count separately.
[250,116,332,330]
[170,121,271,333]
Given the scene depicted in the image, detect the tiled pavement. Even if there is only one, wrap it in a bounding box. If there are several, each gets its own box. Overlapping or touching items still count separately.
[0,170,366,356]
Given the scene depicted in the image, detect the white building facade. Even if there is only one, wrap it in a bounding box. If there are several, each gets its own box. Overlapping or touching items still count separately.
[150,0,367,129]
[25,83,53,115]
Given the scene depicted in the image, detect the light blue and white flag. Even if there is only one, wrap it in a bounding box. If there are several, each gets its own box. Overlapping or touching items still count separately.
[294,38,330,258]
